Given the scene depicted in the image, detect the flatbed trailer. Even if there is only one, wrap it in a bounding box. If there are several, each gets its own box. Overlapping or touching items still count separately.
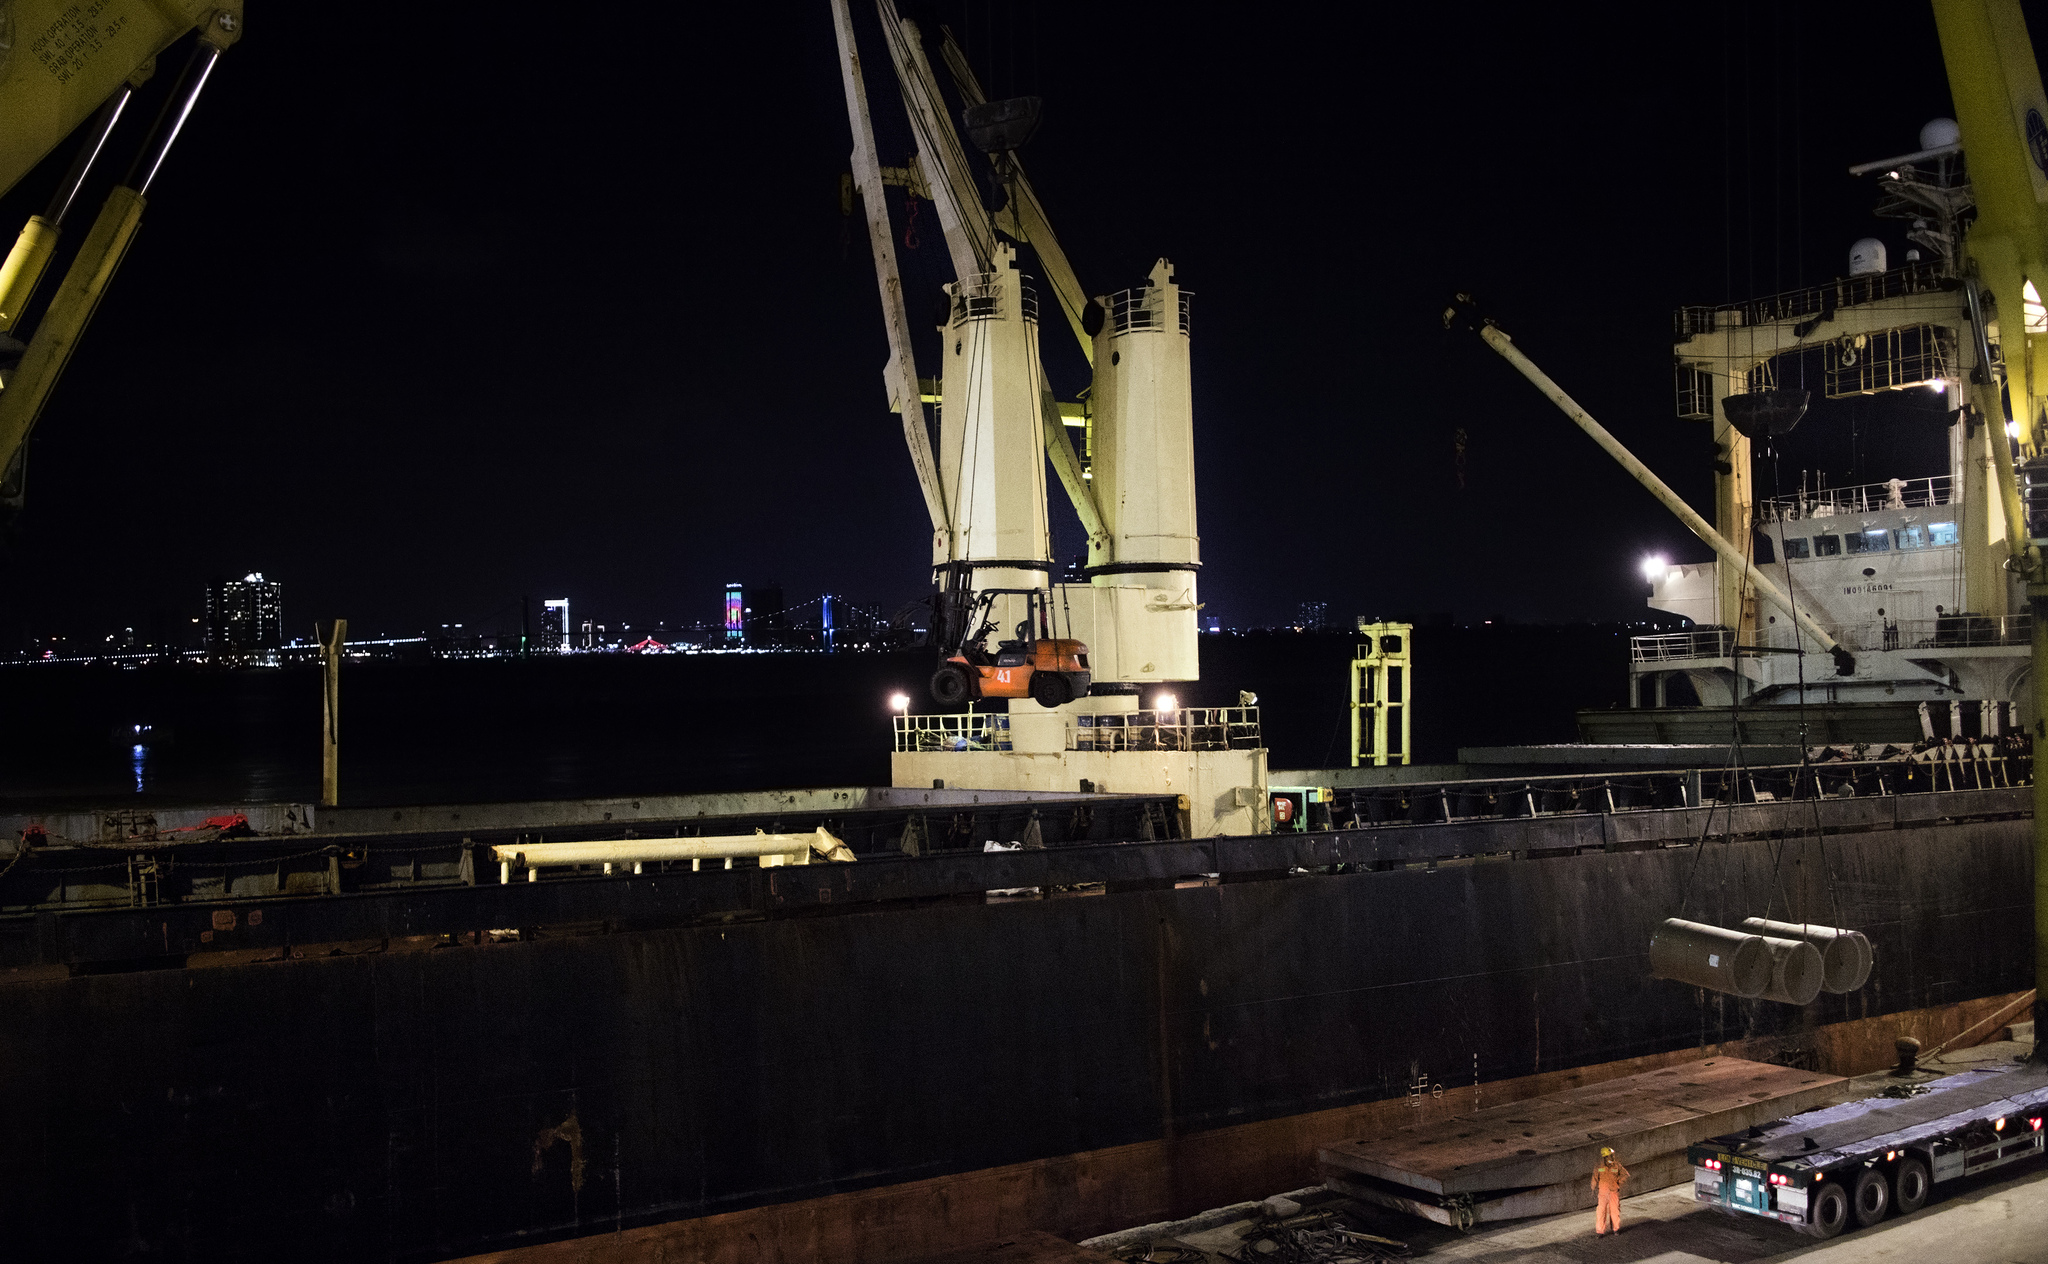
[1687,1061,2048,1238]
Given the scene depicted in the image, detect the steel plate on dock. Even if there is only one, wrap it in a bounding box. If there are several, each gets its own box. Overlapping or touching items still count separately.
[1319,1057,1841,1197]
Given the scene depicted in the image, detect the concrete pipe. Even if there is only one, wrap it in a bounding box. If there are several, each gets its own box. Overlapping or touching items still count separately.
[1741,918,1874,993]
[1755,936,1825,1006]
[1650,918,1772,998]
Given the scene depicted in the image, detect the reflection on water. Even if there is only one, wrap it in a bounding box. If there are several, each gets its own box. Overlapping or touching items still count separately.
[132,743,147,794]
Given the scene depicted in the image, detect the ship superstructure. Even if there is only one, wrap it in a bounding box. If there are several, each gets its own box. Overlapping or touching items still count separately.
[1618,122,2033,740]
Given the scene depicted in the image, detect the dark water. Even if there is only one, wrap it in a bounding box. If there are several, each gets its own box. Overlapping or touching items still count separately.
[0,627,1632,809]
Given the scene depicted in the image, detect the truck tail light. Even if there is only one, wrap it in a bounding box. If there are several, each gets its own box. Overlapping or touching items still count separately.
[2031,1118,2043,1131]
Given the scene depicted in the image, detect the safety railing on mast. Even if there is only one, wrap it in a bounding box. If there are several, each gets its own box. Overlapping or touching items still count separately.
[947,272,1038,324]
[1672,260,1955,336]
[1106,285,1192,336]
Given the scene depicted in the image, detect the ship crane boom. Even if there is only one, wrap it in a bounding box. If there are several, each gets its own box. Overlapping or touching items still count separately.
[1450,301,1853,675]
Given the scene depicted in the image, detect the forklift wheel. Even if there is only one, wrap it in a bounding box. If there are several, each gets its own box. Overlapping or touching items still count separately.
[931,664,973,706]
[1030,671,1072,707]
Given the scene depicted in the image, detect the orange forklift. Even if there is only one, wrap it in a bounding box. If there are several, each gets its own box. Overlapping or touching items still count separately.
[930,588,1092,707]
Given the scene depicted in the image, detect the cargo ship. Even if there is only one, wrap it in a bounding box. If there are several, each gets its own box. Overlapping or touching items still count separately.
[2,1,2046,1261]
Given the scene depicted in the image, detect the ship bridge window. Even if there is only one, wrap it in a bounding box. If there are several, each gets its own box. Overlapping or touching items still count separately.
[1929,521,1959,546]
[1846,529,1890,554]
[1753,532,1776,564]
[1896,524,1928,549]
[1781,537,1811,559]
[1812,534,1842,556]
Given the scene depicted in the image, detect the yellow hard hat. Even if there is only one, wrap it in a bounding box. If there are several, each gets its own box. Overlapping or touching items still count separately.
[1600,1147,1615,1157]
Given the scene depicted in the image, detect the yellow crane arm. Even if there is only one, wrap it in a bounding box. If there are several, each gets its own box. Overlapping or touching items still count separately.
[1928,0,2048,1058]
[0,2,240,499]
[1933,0,2048,573]
[0,0,230,203]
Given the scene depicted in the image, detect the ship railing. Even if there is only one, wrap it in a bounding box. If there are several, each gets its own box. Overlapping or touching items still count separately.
[1633,613,2028,663]
[1631,630,1740,662]
[1328,752,2031,830]
[893,706,1260,753]
[1075,707,1258,752]
[894,712,1009,752]
[1757,475,1952,522]
[1672,260,1955,337]
[1824,613,2032,653]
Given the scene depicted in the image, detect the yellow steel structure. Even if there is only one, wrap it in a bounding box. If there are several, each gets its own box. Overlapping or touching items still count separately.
[1350,621,1412,768]
[0,1,240,499]
[1931,0,2048,1044]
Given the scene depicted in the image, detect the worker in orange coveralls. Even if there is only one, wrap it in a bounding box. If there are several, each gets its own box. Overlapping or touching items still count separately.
[1591,1146,1630,1235]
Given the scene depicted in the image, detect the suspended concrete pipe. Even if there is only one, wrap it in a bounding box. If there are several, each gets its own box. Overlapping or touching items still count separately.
[1650,919,1772,998]
[1754,935,1826,1007]
[492,828,856,884]
[1742,918,1874,994]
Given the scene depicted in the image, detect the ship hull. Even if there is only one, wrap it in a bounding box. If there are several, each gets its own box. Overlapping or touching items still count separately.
[0,805,2031,1260]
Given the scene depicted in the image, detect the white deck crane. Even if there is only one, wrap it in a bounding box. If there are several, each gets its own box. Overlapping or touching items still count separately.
[830,1,1261,835]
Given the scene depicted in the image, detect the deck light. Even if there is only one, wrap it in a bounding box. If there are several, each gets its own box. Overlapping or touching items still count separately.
[1641,555,1668,582]
[2008,420,2022,438]
[1995,1117,2007,1131]
[1156,693,1177,714]
[889,693,910,712]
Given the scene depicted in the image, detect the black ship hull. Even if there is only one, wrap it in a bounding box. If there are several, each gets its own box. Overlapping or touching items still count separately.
[0,789,2032,1260]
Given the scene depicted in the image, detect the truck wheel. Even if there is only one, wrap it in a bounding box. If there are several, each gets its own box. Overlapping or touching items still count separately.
[1851,1166,1889,1227]
[931,663,972,706]
[1891,1156,1929,1214]
[1030,671,1072,707]
[1806,1181,1849,1238]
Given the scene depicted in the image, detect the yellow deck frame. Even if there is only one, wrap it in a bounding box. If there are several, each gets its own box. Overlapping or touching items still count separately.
[1350,621,1412,767]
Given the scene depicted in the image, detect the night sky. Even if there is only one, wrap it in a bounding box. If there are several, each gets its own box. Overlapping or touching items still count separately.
[0,1,2034,647]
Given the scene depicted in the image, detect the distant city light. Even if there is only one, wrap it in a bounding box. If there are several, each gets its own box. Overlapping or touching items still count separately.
[889,692,910,712]
[1641,555,1669,582]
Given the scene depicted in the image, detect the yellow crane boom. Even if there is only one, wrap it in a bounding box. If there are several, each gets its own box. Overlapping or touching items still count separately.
[0,1,241,510]
[1930,0,2048,1051]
